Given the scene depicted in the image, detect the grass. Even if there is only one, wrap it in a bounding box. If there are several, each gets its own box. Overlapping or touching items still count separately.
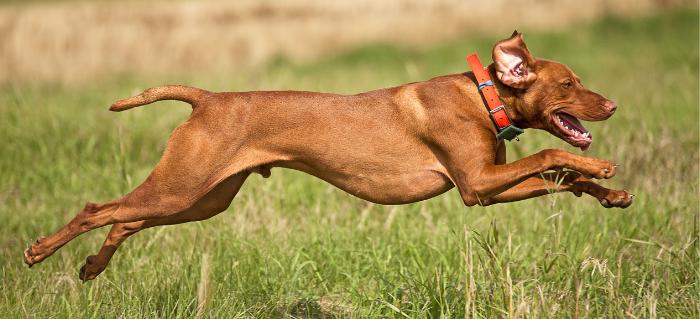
[1,9,698,318]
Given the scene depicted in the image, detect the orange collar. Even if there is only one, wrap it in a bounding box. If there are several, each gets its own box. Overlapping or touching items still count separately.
[466,53,524,141]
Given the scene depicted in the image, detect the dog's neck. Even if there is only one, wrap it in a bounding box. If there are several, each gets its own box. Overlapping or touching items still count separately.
[486,64,528,130]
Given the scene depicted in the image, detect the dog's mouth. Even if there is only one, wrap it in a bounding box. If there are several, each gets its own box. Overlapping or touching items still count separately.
[554,112,592,151]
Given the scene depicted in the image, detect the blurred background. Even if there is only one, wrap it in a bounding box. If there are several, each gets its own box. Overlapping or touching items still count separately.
[0,0,694,86]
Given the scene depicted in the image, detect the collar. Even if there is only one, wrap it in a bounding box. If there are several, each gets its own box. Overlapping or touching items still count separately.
[466,53,524,142]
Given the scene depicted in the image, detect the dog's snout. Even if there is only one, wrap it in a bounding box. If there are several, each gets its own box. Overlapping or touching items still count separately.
[603,100,617,113]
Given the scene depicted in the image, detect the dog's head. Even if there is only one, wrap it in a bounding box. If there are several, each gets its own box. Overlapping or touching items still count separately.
[492,31,617,151]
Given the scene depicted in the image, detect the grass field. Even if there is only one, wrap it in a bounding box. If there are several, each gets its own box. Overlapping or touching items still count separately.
[1,9,698,319]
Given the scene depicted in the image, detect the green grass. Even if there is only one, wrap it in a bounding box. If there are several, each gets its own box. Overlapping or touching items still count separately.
[1,9,698,318]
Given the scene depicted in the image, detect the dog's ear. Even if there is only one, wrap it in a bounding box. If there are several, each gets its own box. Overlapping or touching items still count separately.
[492,32,537,89]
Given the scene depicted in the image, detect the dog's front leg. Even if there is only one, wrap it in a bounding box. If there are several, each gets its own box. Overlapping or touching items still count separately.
[477,171,633,208]
[471,141,632,207]
[445,144,624,207]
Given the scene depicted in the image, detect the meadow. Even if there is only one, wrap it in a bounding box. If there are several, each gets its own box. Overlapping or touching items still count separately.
[0,9,698,318]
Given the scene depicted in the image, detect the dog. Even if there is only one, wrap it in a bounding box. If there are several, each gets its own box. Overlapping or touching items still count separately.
[24,31,632,282]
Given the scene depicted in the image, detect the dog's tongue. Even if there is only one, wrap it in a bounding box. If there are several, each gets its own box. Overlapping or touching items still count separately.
[559,113,592,151]
[580,132,593,151]
[559,113,588,134]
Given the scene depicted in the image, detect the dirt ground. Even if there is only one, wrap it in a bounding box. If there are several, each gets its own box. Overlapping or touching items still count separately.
[0,0,693,85]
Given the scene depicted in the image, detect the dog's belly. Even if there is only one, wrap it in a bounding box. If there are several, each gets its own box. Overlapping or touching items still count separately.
[333,169,455,205]
[279,160,454,205]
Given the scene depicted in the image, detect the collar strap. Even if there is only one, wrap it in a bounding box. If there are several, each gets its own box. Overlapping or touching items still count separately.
[466,53,524,141]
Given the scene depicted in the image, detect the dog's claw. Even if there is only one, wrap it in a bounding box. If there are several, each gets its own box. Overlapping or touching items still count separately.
[24,237,46,267]
[614,164,620,168]
[23,249,34,267]
[79,264,87,282]
[622,197,633,209]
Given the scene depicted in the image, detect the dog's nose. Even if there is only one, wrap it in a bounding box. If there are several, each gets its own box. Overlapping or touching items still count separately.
[603,100,617,113]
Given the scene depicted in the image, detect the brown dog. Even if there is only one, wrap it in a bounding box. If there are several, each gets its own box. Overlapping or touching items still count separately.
[24,32,632,281]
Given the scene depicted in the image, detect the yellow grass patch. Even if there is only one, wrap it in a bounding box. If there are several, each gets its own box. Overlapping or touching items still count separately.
[0,0,692,85]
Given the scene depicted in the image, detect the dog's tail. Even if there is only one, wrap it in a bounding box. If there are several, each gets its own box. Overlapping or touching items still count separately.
[109,85,211,112]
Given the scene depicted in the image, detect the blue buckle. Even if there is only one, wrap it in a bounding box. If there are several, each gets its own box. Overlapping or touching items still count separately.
[478,80,493,90]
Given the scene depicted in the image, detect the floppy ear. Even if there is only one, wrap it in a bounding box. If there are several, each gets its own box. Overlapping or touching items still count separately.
[492,31,537,89]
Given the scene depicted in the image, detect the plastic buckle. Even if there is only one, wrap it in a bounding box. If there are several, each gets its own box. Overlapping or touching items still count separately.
[478,80,493,90]
[497,125,525,142]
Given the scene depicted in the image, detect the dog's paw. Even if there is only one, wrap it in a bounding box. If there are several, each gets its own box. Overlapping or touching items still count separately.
[582,159,616,180]
[599,189,633,209]
[79,254,103,282]
[24,236,46,267]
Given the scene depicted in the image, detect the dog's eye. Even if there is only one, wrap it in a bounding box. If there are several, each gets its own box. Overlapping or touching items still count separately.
[562,82,573,88]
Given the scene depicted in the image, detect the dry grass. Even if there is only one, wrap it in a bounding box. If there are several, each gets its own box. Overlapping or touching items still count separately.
[0,0,694,85]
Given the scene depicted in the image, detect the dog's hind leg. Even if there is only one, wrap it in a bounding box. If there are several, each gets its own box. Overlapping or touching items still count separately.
[24,120,252,269]
[78,171,250,282]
